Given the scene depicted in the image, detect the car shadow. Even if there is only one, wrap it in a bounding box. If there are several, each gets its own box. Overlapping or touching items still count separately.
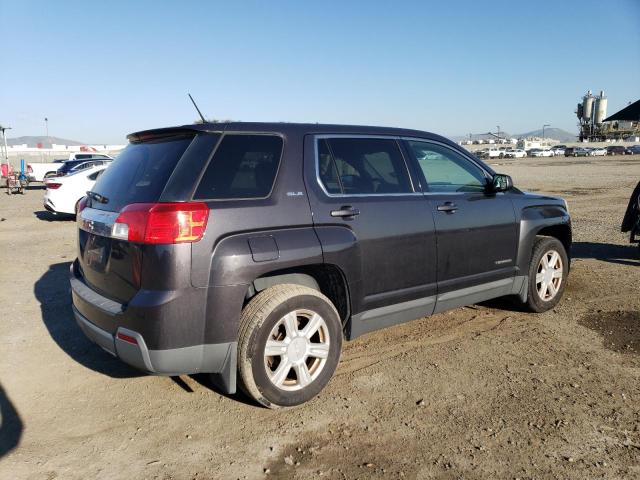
[572,241,639,267]
[33,210,74,222]
[0,383,23,459]
[35,261,141,378]
[189,374,259,407]
[478,295,529,312]
[26,185,45,190]
[35,262,254,404]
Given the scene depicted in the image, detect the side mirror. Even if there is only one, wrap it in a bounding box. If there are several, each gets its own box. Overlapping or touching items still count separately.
[490,174,513,192]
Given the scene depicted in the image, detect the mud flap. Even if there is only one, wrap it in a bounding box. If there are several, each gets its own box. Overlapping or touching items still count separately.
[514,275,528,303]
[209,343,237,395]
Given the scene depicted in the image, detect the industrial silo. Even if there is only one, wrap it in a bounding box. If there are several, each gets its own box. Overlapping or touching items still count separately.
[594,90,607,124]
[582,91,594,122]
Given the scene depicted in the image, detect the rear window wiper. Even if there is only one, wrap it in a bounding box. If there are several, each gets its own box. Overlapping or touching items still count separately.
[87,191,109,204]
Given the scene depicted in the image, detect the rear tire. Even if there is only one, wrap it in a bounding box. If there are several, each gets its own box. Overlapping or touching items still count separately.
[525,237,568,313]
[238,284,342,408]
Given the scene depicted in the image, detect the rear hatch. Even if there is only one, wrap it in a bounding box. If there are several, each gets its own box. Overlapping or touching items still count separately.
[77,134,196,303]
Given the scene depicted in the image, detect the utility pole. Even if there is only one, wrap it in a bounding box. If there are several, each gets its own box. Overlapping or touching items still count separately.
[0,125,11,171]
[45,117,50,160]
[542,124,550,140]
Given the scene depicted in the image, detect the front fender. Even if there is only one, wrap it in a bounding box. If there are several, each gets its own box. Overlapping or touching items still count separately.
[516,205,571,273]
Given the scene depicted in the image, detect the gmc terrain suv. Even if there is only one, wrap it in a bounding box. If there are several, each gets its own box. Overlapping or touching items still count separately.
[71,122,571,408]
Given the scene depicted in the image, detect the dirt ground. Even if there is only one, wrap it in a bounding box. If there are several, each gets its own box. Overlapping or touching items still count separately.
[1,155,639,480]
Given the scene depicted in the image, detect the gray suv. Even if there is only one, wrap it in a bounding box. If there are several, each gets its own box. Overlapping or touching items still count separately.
[71,122,571,407]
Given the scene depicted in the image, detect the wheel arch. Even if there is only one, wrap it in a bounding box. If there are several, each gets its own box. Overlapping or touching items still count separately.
[516,205,572,274]
[245,264,351,326]
[536,223,572,261]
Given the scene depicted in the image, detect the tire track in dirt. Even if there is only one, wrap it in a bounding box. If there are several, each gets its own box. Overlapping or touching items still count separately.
[336,310,521,377]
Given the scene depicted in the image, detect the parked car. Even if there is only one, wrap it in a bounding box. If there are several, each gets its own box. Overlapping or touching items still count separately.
[574,147,591,157]
[606,145,628,156]
[44,165,107,215]
[27,162,63,182]
[49,158,113,178]
[67,153,113,162]
[475,149,488,158]
[504,148,527,158]
[529,148,553,158]
[474,147,505,159]
[590,147,607,156]
[71,122,571,408]
[551,145,566,155]
[28,155,114,182]
[627,145,640,155]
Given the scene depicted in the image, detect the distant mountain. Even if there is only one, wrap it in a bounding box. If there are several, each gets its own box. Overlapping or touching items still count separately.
[6,136,86,148]
[449,132,514,143]
[450,127,577,144]
[515,128,577,143]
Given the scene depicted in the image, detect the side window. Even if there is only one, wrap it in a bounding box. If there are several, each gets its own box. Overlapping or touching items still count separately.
[318,138,412,195]
[407,141,487,193]
[194,134,282,199]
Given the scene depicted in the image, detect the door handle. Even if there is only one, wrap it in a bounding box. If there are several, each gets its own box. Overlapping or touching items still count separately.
[331,206,360,218]
[437,202,458,213]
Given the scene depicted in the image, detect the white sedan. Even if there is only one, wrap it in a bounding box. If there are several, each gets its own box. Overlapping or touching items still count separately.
[529,148,554,158]
[504,149,527,158]
[44,165,106,215]
[590,147,607,156]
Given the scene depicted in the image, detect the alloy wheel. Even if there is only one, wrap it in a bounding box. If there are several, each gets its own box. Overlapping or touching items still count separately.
[263,309,330,391]
[536,250,563,301]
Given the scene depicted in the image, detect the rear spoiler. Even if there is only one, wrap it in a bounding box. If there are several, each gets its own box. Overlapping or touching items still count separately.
[127,123,227,143]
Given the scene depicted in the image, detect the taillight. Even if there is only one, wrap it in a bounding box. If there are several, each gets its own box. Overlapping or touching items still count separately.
[116,332,138,345]
[112,202,209,244]
[77,196,88,215]
[47,183,62,189]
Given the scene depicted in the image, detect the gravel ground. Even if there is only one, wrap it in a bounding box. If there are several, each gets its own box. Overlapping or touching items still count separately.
[1,155,639,480]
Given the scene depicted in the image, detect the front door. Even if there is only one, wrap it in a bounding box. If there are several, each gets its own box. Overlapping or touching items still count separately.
[304,135,437,320]
[403,139,518,309]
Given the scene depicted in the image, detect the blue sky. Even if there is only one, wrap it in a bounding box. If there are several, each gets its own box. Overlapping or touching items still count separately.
[1,0,638,143]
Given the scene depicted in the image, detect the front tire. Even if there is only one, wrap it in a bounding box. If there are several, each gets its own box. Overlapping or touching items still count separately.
[525,237,568,312]
[238,284,342,408]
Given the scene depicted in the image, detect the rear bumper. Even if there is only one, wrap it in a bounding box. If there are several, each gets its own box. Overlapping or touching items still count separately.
[69,261,237,391]
[73,305,236,376]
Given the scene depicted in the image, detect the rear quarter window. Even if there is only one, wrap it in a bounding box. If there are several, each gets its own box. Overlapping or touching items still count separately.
[90,135,195,211]
[194,134,283,200]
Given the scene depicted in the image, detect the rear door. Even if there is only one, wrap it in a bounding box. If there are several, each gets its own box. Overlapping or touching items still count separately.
[403,139,518,299]
[304,135,437,315]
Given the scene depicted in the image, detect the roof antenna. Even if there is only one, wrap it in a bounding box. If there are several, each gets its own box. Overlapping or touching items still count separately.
[188,93,206,123]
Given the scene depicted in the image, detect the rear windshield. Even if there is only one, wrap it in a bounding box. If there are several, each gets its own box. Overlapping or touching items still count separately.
[90,135,194,211]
